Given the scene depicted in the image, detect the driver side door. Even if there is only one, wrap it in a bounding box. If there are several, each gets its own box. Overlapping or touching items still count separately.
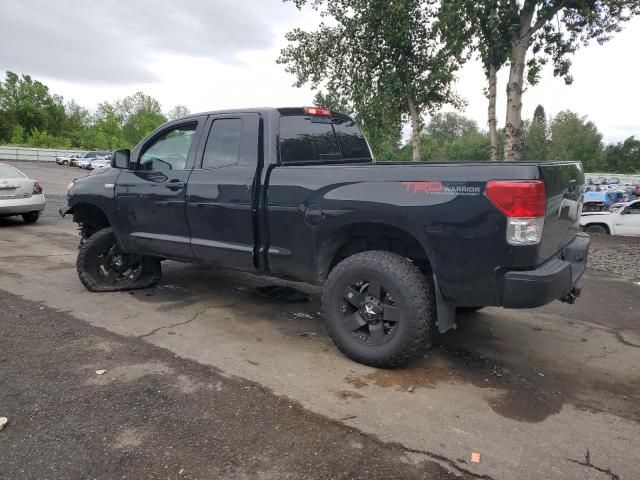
[114,117,206,259]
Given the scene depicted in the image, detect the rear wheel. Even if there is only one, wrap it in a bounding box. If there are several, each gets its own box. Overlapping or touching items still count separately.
[22,212,40,224]
[585,224,608,235]
[322,251,435,368]
[76,227,161,292]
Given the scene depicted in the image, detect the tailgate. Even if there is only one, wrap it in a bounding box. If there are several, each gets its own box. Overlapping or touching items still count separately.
[538,162,585,262]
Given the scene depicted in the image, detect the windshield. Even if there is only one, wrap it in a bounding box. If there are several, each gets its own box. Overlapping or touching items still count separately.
[610,203,627,213]
[0,165,26,178]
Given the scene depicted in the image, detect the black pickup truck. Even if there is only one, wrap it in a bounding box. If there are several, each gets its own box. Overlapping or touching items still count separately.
[62,107,589,367]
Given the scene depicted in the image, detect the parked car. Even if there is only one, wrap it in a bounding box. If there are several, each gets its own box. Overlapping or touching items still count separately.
[0,163,46,223]
[580,199,640,236]
[89,158,111,170]
[76,151,112,169]
[55,153,78,165]
[582,191,615,212]
[61,107,589,368]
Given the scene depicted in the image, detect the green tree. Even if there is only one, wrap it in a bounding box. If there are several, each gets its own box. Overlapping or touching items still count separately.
[445,131,492,161]
[450,0,512,160]
[524,120,548,160]
[603,137,640,173]
[166,105,191,120]
[9,125,25,145]
[62,100,91,148]
[92,101,127,150]
[118,92,167,147]
[524,105,548,160]
[446,1,640,160]
[548,111,602,170]
[0,71,63,142]
[533,104,546,127]
[503,1,640,160]
[425,112,479,143]
[278,0,467,161]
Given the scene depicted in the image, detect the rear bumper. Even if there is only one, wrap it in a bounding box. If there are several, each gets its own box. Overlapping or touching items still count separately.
[501,234,590,308]
[0,194,46,215]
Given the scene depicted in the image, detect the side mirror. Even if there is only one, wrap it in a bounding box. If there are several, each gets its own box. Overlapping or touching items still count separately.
[112,149,131,169]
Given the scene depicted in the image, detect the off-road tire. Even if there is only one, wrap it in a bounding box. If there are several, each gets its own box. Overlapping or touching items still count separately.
[322,251,435,368]
[585,224,608,235]
[22,212,40,224]
[76,227,161,292]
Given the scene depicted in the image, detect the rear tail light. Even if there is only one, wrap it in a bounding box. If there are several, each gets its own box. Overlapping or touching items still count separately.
[304,106,332,117]
[33,181,43,194]
[486,180,546,246]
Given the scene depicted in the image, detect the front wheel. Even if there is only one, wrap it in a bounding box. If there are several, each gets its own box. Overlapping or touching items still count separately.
[322,251,435,368]
[76,227,161,292]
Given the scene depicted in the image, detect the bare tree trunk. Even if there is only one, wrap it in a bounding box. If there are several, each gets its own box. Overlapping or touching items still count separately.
[503,8,535,161]
[407,96,422,162]
[488,64,499,161]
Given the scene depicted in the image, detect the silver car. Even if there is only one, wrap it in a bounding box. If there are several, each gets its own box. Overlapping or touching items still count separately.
[0,163,46,223]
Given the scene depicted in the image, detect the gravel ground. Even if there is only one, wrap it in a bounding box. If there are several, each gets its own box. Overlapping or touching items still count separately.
[588,234,640,282]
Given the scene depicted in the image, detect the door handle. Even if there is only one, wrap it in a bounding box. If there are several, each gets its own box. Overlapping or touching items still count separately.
[166,181,185,190]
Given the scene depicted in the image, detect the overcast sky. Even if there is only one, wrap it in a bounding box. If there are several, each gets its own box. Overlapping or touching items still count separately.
[1,0,639,143]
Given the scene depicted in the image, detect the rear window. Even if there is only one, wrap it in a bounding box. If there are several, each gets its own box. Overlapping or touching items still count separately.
[0,165,25,178]
[279,114,371,164]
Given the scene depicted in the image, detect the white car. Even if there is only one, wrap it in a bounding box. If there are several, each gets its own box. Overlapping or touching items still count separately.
[89,158,111,170]
[76,157,93,169]
[55,153,77,165]
[0,163,46,223]
[580,199,640,236]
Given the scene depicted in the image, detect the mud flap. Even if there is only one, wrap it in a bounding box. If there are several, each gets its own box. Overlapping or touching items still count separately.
[433,274,456,334]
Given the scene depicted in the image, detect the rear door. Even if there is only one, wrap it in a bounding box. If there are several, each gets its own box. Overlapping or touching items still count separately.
[114,118,205,259]
[185,113,260,270]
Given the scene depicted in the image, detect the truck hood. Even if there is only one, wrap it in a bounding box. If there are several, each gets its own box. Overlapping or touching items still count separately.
[580,212,611,217]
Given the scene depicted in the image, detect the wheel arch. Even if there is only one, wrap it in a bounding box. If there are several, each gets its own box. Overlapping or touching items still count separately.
[69,202,112,238]
[317,222,433,282]
[583,222,611,234]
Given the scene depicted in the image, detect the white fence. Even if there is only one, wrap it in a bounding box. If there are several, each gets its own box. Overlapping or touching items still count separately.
[0,146,85,163]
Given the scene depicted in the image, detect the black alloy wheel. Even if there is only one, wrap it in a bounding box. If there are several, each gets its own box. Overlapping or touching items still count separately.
[341,279,402,346]
[76,227,161,292]
[322,251,435,368]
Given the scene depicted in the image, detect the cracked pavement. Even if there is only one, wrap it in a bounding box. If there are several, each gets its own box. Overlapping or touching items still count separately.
[1,162,639,480]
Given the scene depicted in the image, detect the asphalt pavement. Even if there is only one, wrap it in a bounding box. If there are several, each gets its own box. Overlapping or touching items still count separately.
[1,161,639,480]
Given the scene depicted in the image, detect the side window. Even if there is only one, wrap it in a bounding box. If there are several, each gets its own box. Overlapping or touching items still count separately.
[280,116,341,163]
[139,123,197,171]
[625,203,640,214]
[202,118,243,169]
